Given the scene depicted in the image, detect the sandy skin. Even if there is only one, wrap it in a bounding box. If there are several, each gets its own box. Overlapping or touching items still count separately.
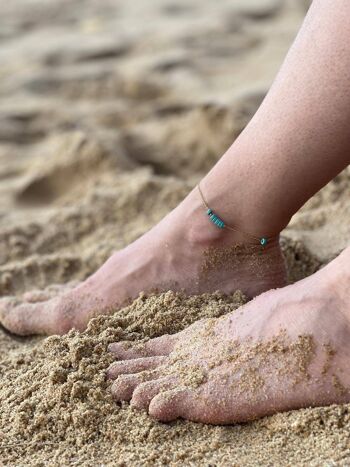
[108,246,350,424]
[0,188,287,336]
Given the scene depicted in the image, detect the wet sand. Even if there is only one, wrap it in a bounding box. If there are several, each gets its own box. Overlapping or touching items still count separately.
[1,0,350,465]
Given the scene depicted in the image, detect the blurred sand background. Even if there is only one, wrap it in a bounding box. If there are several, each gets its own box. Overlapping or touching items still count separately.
[1,0,350,465]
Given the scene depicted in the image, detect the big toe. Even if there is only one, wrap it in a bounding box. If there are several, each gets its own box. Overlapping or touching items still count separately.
[0,295,69,336]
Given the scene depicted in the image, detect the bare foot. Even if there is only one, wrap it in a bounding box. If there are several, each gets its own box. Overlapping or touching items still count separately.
[108,247,350,424]
[0,189,286,335]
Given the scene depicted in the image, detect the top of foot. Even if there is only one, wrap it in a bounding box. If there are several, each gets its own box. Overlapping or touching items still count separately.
[107,248,350,424]
[0,189,287,335]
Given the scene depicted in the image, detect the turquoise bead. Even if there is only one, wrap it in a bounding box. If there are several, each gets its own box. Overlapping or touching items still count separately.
[206,209,225,229]
[260,237,268,246]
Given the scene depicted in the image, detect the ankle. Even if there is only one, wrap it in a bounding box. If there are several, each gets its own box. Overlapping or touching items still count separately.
[174,187,282,258]
[198,173,288,242]
[177,186,282,251]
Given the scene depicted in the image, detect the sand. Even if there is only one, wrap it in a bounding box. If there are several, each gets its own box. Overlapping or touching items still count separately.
[0,0,350,465]
[1,292,350,466]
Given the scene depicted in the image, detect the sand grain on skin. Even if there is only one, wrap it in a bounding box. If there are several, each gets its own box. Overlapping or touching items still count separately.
[1,292,350,466]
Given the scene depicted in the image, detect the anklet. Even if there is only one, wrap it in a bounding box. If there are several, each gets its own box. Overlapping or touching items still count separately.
[197,184,270,247]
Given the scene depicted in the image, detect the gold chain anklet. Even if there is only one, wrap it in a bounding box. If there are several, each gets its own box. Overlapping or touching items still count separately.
[197,184,270,247]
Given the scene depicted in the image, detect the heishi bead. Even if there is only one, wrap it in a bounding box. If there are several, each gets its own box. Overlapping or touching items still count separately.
[204,202,263,235]
[207,210,225,229]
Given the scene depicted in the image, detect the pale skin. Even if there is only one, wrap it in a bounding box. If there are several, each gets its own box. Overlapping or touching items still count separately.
[108,248,350,424]
[1,0,350,424]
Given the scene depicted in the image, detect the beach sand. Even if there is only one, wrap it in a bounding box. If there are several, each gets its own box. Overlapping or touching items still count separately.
[0,0,350,465]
